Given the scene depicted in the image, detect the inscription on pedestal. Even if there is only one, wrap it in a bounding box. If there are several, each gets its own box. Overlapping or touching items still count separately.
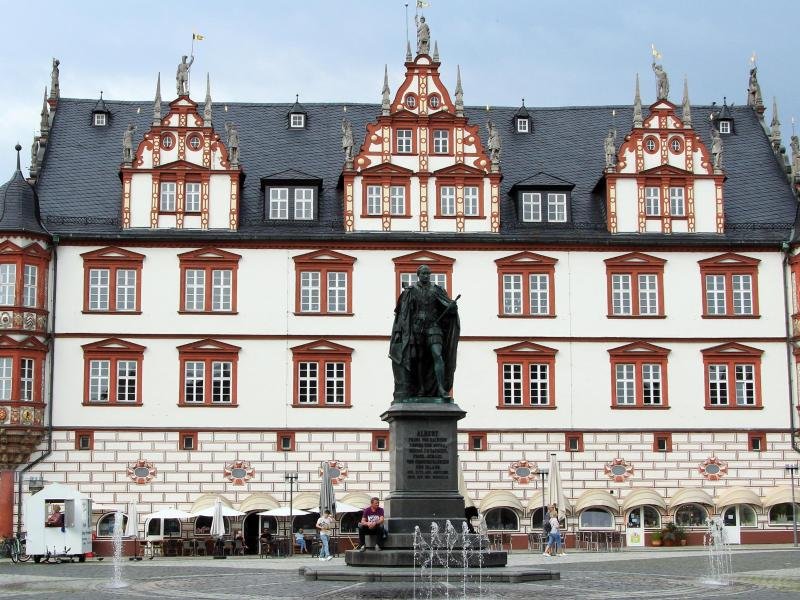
[406,429,449,481]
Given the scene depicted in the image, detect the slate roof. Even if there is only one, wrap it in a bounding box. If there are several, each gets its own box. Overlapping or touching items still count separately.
[0,148,49,236]
[35,98,797,246]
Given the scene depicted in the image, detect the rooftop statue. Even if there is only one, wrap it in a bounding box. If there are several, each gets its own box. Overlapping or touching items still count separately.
[652,60,669,100]
[225,122,240,166]
[604,129,617,169]
[176,55,195,96]
[122,124,136,163]
[711,126,723,171]
[415,15,430,56]
[747,66,763,107]
[50,59,60,99]
[487,120,501,163]
[389,265,460,402]
[341,117,354,162]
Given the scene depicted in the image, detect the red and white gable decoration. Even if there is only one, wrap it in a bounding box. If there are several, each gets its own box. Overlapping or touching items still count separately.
[606,100,724,235]
[121,96,241,231]
[344,33,500,233]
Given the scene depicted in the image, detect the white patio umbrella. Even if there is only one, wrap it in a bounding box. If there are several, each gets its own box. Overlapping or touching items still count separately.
[320,461,336,516]
[546,453,571,520]
[142,507,194,520]
[124,502,139,538]
[309,501,362,514]
[209,499,227,538]
[192,504,246,518]
[257,507,310,517]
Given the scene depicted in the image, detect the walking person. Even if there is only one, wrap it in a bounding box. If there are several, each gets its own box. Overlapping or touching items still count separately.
[316,509,334,561]
[543,508,561,557]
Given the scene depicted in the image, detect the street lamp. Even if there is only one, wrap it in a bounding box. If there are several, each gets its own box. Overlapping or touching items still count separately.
[786,464,798,548]
[538,465,549,552]
[285,472,298,555]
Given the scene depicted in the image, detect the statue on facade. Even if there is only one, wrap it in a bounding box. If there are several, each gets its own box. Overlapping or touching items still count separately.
[225,122,240,166]
[487,120,501,164]
[176,55,195,96]
[341,117,354,163]
[122,124,136,163]
[415,15,430,55]
[747,66,763,107]
[50,59,60,99]
[652,60,669,100]
[790,135,800,178]
[389,265,460,401]
[711,126,723,171]
[604,129,617,169]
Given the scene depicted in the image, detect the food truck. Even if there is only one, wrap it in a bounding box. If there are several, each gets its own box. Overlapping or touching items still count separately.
[24,483,92,562]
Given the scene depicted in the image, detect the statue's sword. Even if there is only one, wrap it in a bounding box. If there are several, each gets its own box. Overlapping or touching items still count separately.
[432,294,460,325]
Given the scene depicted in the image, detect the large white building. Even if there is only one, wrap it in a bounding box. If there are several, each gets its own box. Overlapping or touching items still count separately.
[2,17,800,552]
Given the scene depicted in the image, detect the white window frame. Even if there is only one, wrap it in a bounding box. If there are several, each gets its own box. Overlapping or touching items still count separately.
[433,130,449,154]
[294,188,314,220]
[211,361,232,403]
[211,269,232,312]
[615,363,635,405]
[184,361,205,403]
[547,193,566,222]
[88,268,109,311]
[185,182,201,212]
[326,271,347,313]
[23,265,37,308]
[718,121,731,134]
[396,129,412,153]
[0,264,16,305]
[89,359,110,403]
[401,272,446,291]
[116,360,137,403]
[638,274,658,315]
[20,357,34,401]
[269,188,289,220]
[502,274,522,315]
[732,274,753,315]
[298,361,318,404]
[300,271,320,312]
[734,364,755,405]
[159,182,176,212]
[705,275,726,315]
[464,186,479,216]
[708,364,728,405]
[325,362,346,404]
[529,274,549,315]
[290,113,305,129]
[502,363,522,405]
[366,185,382,215]
[669,187,685,217]
[529,363,549,405]
[390,186,406,215]
[440,186,456,216]
[184,269,206,311]
[516,118,529,133]
[0,357,11,400]
[611,274,632,315]
[521,193,542,222]
[642,363,662,405]
[644,187,660,216]
[115,269,136,312]
[93,113,107,126]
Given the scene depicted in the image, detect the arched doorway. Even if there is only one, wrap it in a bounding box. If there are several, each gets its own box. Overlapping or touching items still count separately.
[243,513,276,555]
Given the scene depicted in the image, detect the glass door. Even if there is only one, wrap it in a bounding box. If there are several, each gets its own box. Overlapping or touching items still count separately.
[721,506,741,544]
[626,507,645,547]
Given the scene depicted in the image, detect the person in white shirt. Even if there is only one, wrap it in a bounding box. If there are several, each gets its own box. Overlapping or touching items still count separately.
[316,509,334,561]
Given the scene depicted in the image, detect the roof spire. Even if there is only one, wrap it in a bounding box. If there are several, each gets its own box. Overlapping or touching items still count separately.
[770,97,782,151]
[432,41,439,62]
[39,87,50,134]
[15,143,21,172]
[633,74,643,128]
[682,76,692,127]
[381,65,391,116]
[455,65,464,117]
[405,40,412,62]
[203,73,212,126]
[153,73,162,126]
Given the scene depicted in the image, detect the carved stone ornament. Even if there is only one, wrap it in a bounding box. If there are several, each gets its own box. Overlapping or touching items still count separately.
[319,460,349,485]
[698,456,728,481]
[604,458,634,483]
[223,460,255,486]
[127,459,157,485]
[508,459,536,485]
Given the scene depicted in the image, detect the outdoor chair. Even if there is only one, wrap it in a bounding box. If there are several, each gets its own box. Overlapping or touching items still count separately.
[181,540,194,556]
[223,540,234,556]
[234,539,245,556]
[195,540,206,556]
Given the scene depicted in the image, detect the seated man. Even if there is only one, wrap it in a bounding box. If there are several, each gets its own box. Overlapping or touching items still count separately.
[357,497,387,551]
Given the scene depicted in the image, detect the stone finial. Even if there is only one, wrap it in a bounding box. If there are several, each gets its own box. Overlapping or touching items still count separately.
[633,74,643,128]
[204,73,212,125]
[770,97,782,151]
[39,88,50,134]
[682,76,692,127]
[381,65,391,116]
[432,41,439,62]
[405,40,413,62]
[747,65,764,113]
[50,58,60,100]
[15,143,22,171]
[455,66,464,117]
[153,73,162,126]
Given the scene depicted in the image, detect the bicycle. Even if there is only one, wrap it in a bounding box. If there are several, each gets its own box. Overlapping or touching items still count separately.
[3,534,31,563]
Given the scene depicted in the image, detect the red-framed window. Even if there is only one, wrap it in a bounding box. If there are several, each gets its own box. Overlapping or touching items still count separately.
[179,431,199,451]
[177,339,240,407]
[605,252,666,317]
[178,248,241,314]
[393,126,417,154]
[494,341,557,409]
[608,342,670,409]
[81,338,145,406]
[653,431,672,452]
[495,252,557,317]
[748,431,766,452]
[372,431,390,451]
[81,247,145,314]
[277,431,296,452]
[291,340,353,408]
[392,250,454,298]
[431,128,451,155]
[702,342,763,409]
[435,181,484,218]
[0,240,49,310]
[699,253,760,318]
[565,432,584,452]
[468,432,488,451]
[292,250,356,315]
[359,164,414,218]
[75,430,94,450]
[0,335,46,404]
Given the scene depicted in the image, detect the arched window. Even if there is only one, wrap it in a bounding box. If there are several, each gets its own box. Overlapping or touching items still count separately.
[484,507,519,531]
[673,503,708,527]
[626,505,661,529]
[194,516,230,536]
[340,512,360,533]
[146,518,181,538]
[579,508,614,529]
[530,507,546,529]
[768,503,800,525]
[96,512,128,537]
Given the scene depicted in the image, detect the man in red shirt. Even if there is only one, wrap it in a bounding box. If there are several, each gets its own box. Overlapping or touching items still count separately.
[357,497,387,551]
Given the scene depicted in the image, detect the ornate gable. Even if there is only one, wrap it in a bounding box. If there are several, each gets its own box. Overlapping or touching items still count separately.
[120,71,242,232]
[343,17,500,234]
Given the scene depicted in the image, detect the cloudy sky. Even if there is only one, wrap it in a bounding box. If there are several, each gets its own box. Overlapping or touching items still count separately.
[1,0,798,178]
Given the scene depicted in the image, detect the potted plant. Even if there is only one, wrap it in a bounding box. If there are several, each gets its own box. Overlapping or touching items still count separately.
[650,530,662,547]
[674,525,687,546]
[661,522,681,547]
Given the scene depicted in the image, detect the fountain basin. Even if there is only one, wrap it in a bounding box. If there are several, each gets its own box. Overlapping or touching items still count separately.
[302,566,559,583]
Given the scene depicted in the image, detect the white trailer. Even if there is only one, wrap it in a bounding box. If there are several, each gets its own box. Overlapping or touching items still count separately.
[24,483,92,562]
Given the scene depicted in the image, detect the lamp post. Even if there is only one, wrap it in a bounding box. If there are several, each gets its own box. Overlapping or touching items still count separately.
[786,464,798,547]
[539,465,549,552]
[285,472,298,555]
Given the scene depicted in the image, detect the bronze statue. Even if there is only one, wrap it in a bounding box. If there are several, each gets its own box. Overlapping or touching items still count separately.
[389,265,459,401]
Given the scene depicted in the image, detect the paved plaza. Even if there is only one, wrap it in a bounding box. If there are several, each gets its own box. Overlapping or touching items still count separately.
[1,547,799,599]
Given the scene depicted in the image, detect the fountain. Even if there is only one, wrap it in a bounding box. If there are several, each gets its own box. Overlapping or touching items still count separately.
[702,517,732,586]
[107,511,129,589]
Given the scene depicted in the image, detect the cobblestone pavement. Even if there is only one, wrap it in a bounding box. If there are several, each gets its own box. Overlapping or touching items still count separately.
[0,548,798,599]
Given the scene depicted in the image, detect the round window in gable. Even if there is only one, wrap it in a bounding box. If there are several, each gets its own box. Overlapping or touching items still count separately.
[161,133,175,150]
[643,136,659,154]
[429,94,441,109]
[405,94,417,109]
[668,137,684,154]
[187,134,203,151]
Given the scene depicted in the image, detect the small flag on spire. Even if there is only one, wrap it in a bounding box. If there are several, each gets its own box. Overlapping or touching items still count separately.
[193,33,204,41]
[750,51,757,65]
[416,0,430,7]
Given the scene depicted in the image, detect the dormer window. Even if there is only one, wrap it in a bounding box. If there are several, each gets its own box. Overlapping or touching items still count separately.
[718,121,731,135]
[516,118,529,133]
[290,113,305,129]
[91,92,111,127]
[93,113,107,127]
[513,100,532,134]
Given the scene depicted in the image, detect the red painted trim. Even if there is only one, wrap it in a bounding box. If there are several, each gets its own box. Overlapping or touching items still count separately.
[278,431,296,452]
[0,240,51,314]
[81,247,145,313]
[392,250,455,297]
[468,432,488,451]
[652,431,673,452]
[699,253,761,317]
[604,252,666,317]
[75,429,94,450]
[565,432,584,452]
[177,338,241,406]
[292,250,356,315]
[178,247,241,313]
[701,342,763,409]
[495,252,558,317]
[372,431,390,451]
[290,339,353,407]
[495,341,557,408]
[608,341,670,408]
[178,430,198,450]
[81,338,145,406]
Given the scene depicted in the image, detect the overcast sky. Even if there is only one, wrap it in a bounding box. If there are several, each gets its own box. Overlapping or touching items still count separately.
[1,0,798,179]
